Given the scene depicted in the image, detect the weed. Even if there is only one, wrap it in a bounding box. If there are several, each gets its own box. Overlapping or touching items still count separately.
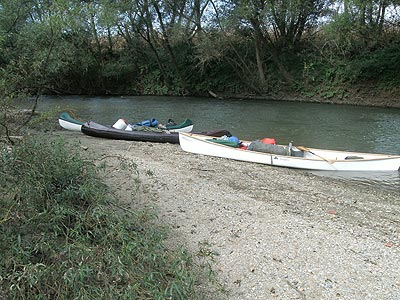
[0,136,197,299]
[196,240,227,296]
[145,169,155,176]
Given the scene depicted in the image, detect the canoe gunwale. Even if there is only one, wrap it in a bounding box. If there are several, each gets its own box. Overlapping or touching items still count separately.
[179,132,400,171]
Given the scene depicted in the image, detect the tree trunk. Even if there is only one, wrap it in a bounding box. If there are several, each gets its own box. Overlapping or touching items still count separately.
[377,1,387,33]
[250,18,266,83]
[152,1,188,92]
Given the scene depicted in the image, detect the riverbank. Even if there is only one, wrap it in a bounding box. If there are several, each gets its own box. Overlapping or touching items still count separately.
[213,90,400,109]
[58,131,400,300]
[38,87,400,109]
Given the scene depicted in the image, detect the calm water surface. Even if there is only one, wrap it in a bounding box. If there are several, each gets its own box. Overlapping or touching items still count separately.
[32,95,400,192]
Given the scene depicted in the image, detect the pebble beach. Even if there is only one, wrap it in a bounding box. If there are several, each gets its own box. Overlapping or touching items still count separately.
[62,131,400,300]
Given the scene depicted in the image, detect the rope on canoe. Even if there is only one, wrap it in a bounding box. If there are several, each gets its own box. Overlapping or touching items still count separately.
[67,109,86,122]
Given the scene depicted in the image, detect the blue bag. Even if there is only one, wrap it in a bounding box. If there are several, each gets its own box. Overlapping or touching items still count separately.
[136,118,159,127]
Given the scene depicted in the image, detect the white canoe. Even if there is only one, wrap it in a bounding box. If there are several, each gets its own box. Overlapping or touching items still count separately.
[179,132,400,171]
[169,124,193,133]
[58,112,84,131]
[162,119,193,133]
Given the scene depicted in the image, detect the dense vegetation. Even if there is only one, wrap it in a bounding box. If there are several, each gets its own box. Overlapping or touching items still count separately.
[0,0,399,101]
[0,1,398,298]
[0,137,198,299]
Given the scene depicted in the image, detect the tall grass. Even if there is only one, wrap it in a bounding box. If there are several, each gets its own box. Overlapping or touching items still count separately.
[0,137,196,299]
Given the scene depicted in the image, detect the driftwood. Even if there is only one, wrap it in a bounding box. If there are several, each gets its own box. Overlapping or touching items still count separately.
[208,90,224,100]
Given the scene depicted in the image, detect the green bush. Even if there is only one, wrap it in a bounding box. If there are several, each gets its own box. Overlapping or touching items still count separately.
[0,137,196,299]
[346,45,400,84]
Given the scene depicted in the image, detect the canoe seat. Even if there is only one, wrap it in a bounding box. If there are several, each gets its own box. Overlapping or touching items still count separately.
[207,139,239,148]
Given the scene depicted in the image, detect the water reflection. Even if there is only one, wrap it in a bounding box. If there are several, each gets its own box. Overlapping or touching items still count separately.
[310,170,400,194]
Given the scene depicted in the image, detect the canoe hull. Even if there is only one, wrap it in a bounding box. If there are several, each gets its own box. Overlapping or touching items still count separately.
[82,121,231,144]
[82,121,179,143]
[168,125,193,133]
[58,112,84,131]
[58,112,193,133]
[165,119,193,132]
[179,133,400,171]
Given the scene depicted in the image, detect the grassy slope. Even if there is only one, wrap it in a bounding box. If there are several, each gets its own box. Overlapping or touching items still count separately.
[0,136,198,300]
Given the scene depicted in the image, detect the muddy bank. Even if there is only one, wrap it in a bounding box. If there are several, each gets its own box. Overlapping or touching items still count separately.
[218,92,400,109]
[58,131,400,300]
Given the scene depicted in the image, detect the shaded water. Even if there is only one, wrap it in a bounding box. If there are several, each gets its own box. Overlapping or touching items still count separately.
[28,95,400,192]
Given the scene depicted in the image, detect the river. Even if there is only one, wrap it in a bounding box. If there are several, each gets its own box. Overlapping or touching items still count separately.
[33,95,400,192]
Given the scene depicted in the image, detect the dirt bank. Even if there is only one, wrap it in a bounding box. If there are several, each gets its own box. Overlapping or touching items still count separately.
[222,92,400,109]
[58,131,400,300]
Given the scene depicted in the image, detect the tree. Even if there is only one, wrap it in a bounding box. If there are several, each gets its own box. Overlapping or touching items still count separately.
[217,0,327,87]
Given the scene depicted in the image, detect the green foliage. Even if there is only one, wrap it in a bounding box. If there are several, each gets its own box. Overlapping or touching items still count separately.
[345,45,400,83]
[0,137,197,299]
[0,0,399,99]
[142,69,170,95]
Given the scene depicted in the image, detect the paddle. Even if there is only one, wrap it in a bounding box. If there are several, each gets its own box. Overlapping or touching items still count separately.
[297,145,333,164]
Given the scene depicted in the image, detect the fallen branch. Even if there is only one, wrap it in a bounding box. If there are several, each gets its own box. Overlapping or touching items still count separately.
[208,90,223,100]
[0,123,14,145]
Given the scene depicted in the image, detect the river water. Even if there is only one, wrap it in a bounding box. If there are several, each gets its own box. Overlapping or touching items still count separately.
[32,95,400,192]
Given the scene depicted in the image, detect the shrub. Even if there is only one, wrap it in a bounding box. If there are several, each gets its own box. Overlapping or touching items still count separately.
[0,137,196,299]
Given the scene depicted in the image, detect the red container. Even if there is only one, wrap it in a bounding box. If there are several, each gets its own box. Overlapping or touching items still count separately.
[261,138,276,145]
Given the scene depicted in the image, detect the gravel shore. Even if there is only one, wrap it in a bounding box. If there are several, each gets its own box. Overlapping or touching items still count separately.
[61,131,400,300]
